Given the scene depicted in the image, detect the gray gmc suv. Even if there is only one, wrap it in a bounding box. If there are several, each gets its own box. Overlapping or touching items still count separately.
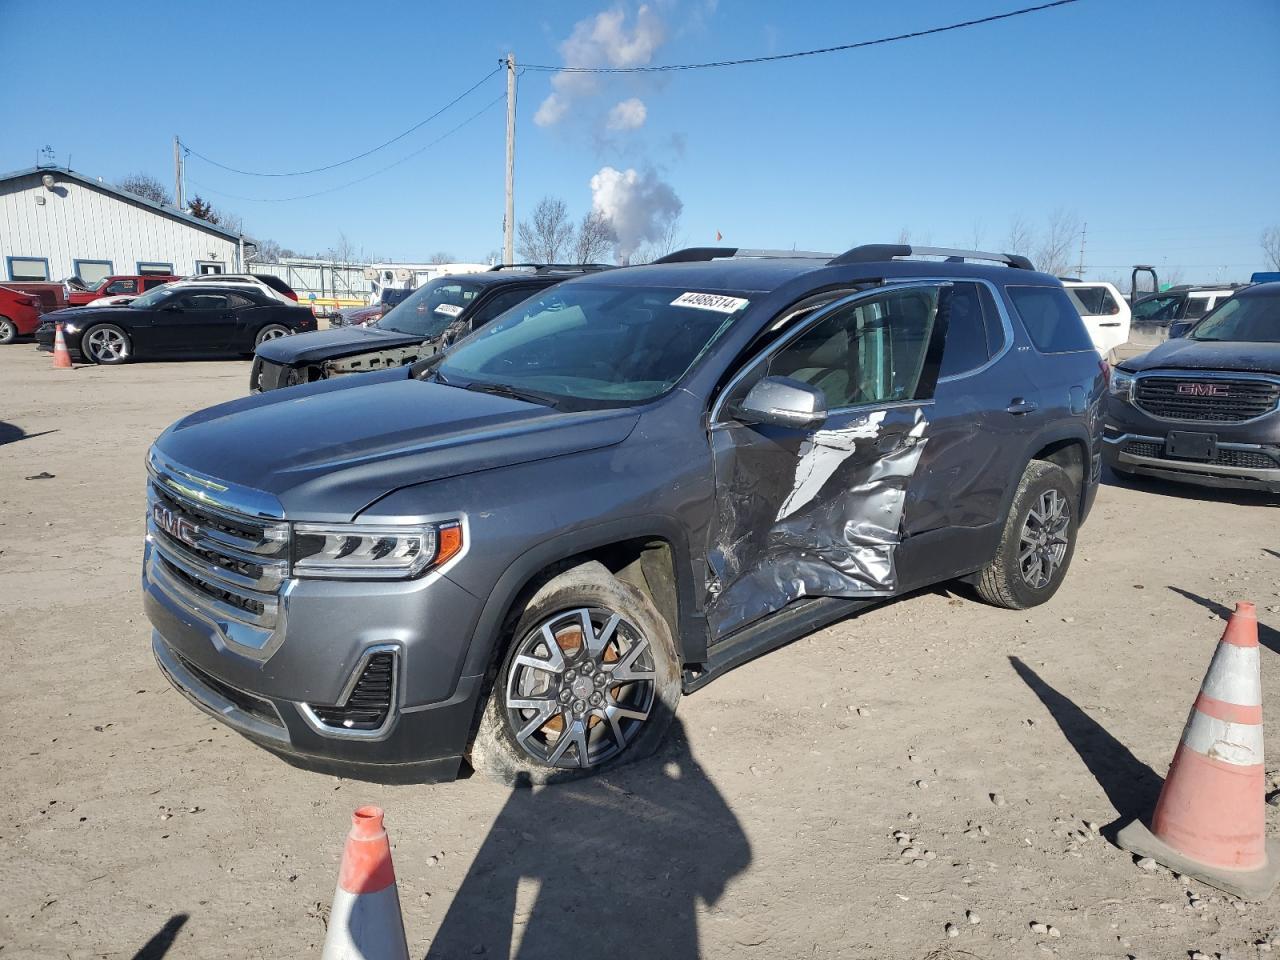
[143,245,1106,784]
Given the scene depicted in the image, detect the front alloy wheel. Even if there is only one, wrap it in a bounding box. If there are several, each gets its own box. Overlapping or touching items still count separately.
[1017,488,1071,589]
[84,325,131,364]
[504,607,657,768]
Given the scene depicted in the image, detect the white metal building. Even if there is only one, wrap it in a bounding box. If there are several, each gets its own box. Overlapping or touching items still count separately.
[0,165,252,286]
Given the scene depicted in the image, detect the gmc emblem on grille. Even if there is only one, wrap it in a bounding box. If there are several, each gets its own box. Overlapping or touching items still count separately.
[152,503,199,548]
[1176,383,1230,397]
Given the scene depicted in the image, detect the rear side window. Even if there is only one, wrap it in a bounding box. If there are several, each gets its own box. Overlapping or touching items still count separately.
[938,282,994,377]
[1067,286,1107,314]
[1098,288,1121,315]
[1005,285,1095,353]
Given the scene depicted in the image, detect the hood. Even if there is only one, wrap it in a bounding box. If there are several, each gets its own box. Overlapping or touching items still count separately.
[154,370,640,520]
[40,305,126,324]
[255,324,422,364]
[1119,337,1280,375]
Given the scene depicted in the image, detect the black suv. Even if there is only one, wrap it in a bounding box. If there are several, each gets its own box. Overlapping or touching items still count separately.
[143,244,1105,784]
[249,263,610,392]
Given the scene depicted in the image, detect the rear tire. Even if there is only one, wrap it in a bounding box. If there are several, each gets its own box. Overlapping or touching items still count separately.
[976,460,1078,610]
[468,561,681,785]
[0,317,17,344]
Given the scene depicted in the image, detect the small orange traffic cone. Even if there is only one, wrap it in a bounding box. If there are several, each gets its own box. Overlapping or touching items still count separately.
[52,322,73,369]
[1118,601,1279,900]
[321,806,410,960]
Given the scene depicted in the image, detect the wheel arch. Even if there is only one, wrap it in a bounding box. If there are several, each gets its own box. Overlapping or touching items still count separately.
[997,425,1092,526]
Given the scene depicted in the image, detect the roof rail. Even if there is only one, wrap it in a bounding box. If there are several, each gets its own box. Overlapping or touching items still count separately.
[488,262,612,273]
[650,247,835,264]
[828,244,1035,271]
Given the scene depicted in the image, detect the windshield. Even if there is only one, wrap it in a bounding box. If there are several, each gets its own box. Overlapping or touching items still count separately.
[129,286,177,309]
[1132,295,1181,322]
[89,277,110,293]
[435,283,749,405]
[377,277,484,337]
[1190,292,1279,342]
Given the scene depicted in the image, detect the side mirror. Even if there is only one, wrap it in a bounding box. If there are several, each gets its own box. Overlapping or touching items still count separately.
[1168,320,1193,339]
[732,375,828,430]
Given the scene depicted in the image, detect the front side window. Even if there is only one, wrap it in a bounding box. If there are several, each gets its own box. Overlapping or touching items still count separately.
[178,294,231,310]
[468,286,540,330]
[1191,294,1279,343]
[1006,285,1096,353]
[7,257,49,281]
[1132,295,1181,322]
[378,277,484,337]
[437,283,749,405]
[763,285,942,408]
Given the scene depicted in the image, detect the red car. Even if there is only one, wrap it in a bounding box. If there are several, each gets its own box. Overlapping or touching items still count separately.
[67,274,179,307]
[0,285,45,343]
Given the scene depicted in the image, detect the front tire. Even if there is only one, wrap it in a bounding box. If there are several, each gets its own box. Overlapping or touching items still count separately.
[255,324,290,347]
[468,562,681,785]
[82,324,131,364]
[976,460,1078,610]
[0,317,17,344]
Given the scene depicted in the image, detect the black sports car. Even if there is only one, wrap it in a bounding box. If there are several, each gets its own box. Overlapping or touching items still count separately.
[36,283,317,364]
[250,264,609,392]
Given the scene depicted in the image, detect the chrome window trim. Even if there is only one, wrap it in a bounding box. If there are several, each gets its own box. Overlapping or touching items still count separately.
[709,280,951,425]
[1130,369,1280,426]
[298,644,401,741]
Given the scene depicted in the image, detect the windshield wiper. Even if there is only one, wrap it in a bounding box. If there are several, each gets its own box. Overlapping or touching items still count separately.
[461,380,558,407]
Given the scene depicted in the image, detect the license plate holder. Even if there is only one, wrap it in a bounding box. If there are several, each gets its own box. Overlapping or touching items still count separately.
[1165,431,1217,461]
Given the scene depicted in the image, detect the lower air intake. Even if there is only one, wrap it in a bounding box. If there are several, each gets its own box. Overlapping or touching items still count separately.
[311,653,396,732]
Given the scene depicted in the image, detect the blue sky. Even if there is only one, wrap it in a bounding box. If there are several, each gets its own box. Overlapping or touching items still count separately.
[3,0,1278,283]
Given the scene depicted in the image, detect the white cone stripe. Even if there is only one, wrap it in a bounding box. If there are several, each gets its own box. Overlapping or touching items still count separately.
[321,884,409,960]
[1182,710,1265,767]
[1200,642,1261,706]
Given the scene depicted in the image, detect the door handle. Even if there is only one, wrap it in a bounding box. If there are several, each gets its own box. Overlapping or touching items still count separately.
[1006,398,1039,415]
[1098,322,1121,327]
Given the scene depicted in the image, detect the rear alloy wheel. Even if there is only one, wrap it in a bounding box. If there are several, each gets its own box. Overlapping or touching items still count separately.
[976,460,1078,609]
[83,324,131,364]
[0,317,17,344]
[255,324,290,346]
[469,562,681,784]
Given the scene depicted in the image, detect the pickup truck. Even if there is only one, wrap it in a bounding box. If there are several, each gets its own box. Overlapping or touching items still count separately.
[67,274,179,307]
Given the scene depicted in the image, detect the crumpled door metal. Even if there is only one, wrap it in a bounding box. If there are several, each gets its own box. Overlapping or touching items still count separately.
[706,405,929,638]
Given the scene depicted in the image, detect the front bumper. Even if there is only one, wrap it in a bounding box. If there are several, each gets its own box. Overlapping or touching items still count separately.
[1103,432,1280,493]
[143,534,489,783]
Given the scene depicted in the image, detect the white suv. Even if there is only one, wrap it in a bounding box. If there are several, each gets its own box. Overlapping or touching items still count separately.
[1063,281,1130,356]
[180,273,298,304]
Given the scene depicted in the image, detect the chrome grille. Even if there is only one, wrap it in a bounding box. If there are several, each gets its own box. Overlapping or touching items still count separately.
[146,477,288,631]
[1134,376,1279,423]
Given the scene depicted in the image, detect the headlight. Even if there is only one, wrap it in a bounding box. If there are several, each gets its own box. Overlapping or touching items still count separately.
[291,521,463,579]
[1110,371,1135,400]
[63,323,80,334]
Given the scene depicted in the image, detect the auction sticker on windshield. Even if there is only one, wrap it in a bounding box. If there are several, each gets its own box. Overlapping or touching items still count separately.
[434,303,464,317]
[671,292,749,313]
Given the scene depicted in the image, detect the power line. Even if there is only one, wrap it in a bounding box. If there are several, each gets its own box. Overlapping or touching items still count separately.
[182,67,502,178]
[187,92,508,203]
[522,0,1080,74]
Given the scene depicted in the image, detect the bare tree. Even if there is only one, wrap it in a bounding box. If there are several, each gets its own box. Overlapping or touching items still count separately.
[1262,226,1280,271]
[970,220,985,250]
[573,211,615,264]
[1034,209,1081,277]
[118,172,172,206]
[1005,216,1033,259]
[516,196,574,263]
[896,226,911,245]
[628,217,684,265]
[327,233,358,265]
[429,251,456,264]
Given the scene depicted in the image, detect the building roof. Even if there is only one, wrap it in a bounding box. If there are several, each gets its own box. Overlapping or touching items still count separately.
[0,165,252,245]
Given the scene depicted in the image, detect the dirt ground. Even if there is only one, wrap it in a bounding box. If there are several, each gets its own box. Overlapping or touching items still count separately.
[1,346,1278,960]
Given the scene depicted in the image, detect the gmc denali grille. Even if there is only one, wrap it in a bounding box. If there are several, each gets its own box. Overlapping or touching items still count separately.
[147,481,288,629]
[1134,376,1279,423]
[311,654,396,731]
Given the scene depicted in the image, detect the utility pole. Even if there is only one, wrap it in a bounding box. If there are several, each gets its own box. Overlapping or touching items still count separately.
[503,53,517,265]
[1076,221,1087,278]
[173,136,185,211]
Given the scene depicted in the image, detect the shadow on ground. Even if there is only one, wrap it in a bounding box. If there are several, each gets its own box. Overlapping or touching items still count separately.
[425,717,750,960]
[130,913,188,960]
[1167,586,1280,656]
[1009,656,1163,831]
[0,421,57,447]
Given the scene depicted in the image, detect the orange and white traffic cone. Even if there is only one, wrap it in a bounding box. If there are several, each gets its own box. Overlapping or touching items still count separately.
[52,322,73,369]
[321,806,410,960]
[1118,601,1279,900]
